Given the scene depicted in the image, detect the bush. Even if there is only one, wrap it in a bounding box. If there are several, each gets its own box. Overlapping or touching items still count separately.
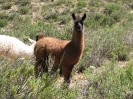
[77,1,87,8]
[89,0,104,7]
[0,12,8,20]
[81,25,131,68]
[2,2,12,9]
[45,12,58,20]
[0,19,8,27]
[104,3,122,21]
[15,0,30,6]
[85,13,116,28]
[18,6,29,15]
[104,3,121,15]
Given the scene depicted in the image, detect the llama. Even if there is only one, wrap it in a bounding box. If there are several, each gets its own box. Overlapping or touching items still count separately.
[0,35,36,59]
[34,13,86,83]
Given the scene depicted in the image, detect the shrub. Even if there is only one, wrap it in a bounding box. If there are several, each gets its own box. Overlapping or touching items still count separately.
[15,0,30,6]
[103,3,123,23]
[8,13,16,20]
[0,12,8,20]
[85,13,116,28]
[104,3,121,15]
[89,0,104,7]
[2,2,12,9]
[81,25,130,68]
[45,12,58,20]
[18,6,29,15]
[77,1,87,8]
[0,19,8,27]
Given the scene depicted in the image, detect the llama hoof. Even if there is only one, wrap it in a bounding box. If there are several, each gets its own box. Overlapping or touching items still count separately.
[64,77,71,83]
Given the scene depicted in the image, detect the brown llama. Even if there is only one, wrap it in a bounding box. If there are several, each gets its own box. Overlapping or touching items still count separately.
[34,13,86,83]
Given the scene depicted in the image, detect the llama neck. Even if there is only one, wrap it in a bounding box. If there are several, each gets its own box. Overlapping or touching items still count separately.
[71,29,84,48]
[22,43,35,57]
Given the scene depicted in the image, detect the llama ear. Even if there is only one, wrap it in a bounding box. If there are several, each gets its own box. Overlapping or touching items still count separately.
[72,13,76,20]
[36,35,39,41]
[82,13,86,21]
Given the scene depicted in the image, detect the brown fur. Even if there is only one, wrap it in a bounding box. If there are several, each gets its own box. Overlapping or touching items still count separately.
[34,13,86,83]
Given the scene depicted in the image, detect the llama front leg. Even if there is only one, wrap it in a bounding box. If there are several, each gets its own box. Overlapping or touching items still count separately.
[62,65,74,83]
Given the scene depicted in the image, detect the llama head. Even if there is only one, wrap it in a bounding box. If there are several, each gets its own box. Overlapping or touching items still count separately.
[72,13,86,32]
[36,33,45,41]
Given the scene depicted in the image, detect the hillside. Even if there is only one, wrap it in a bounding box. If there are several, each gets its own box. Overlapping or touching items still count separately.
[0,0,133,99]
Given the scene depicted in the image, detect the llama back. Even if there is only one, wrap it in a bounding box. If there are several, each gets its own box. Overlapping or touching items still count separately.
[35,37,70,64]
[0,35,15,57]
[0,35,35,59]
[8,38,34,58]
[35,37,70,53]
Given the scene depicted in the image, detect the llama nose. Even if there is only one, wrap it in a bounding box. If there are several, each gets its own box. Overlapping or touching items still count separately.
[77,23,82,31]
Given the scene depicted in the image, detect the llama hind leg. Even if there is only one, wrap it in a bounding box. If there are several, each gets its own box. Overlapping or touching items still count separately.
[35,58,48,77]
[59,66,62,76]
[50,65,58,75]
[42,57,48,72]
[34,59,44,78]
[62,65,74,83]
[35,49,48,77]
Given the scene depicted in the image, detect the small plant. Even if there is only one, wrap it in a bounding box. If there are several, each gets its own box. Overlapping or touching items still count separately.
[2,2,12,9]
[116,46,129,61]
[0,19,8,27]
[18,6,29,15]
[0,12,8,20]
[103,3,122,22]
[15,0,30,6]
[45,12,58,20]
[0,0,4,3]
[85,13,116,28]
[8,13,16,20]
[104,3,121,15]
[77,1,87,8]
[89,0,104,7]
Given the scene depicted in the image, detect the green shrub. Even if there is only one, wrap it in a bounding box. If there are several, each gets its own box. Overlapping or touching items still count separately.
[0,0,4,3]
[84,60,133,98]
[45,12,58,20]
[8,13,16,20]
[2,2,12,9]
[104,3,122,22]
[89,0,104,7]
[18,6,29,15]
[0,12,8,20]
[0,19,8,27]
[15,0,30,6]
[85,13,116,28]
[82,25,131,67]
[56,0,71,6]
[104,3,121,15]
[77,1,87,8]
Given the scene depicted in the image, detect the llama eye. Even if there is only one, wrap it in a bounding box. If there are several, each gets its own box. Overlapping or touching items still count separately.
[80,21,83,25]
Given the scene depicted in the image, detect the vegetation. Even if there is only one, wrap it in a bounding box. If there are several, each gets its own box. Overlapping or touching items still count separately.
[0,0,133,99]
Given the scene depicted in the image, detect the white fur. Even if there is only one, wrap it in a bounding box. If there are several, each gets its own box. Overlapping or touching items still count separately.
[0,35,36,59]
